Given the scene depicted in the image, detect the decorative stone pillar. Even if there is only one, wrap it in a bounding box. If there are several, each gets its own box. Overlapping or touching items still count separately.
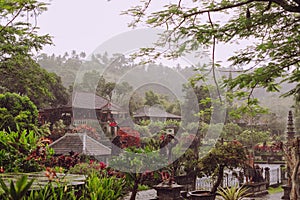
[282,110,295,200]
[264,167,270,188]
[287,110,296,142]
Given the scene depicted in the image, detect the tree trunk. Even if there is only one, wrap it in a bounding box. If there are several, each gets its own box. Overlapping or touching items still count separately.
[290,158,300,199]
[192,172,197,191]
[211,165,224,194]
[130,178,140,200]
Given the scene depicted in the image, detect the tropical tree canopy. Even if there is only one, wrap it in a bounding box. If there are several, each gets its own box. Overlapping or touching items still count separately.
[0,0,51,60]
[198,140,247,193]
[125,0,300,97]
[0,1,69,108]
[0,57,69,108]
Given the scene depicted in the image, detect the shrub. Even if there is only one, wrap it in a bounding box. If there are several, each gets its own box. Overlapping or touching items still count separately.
[0,129,43,172]
[26,182,78,200]
[83,173,125,200]
[68,161,108,177]
[0,92,38,132]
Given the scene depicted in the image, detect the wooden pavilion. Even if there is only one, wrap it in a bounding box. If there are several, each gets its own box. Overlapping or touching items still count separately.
[39,92,126,138]
[133,106,181,124]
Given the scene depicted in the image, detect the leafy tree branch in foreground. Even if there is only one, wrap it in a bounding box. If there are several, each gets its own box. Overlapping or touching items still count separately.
[124,0,300,98]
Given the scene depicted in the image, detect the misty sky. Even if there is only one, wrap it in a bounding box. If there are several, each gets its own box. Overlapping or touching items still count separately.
[37,0,250,67]
[38,0,134,56]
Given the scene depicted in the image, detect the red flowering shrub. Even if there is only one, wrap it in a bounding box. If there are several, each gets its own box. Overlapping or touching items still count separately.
[27,148,81,170]
[117,127,141,148]
[68,160,124,179]
[50,153,81,169]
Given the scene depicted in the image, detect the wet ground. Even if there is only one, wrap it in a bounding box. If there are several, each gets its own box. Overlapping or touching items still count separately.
[123,189,284,200]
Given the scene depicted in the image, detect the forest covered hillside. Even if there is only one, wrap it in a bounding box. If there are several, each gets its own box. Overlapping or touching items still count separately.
[37,51,294,120]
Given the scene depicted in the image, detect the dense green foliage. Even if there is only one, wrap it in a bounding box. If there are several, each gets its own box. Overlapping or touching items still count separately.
[198,140,247,193]
[37,51,293,128]
[74,70,116,100]
[0,173,125,200]
[0,1,68,108]
[0,0,51,60]
[83,173,125,200]
[0,129,42,172]
[0,56,69,108]
[238,129,270,148]
[26,182,78,200]
[0,92,38,131]
[110,147,167,200]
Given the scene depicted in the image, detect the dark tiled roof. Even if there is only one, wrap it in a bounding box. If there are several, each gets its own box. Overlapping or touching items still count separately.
[40,92,123,112]
[133,106,181,119]
[49,133,111,156]
[53,91,121,110]
[71,92,110,109]
[101,102,123,112]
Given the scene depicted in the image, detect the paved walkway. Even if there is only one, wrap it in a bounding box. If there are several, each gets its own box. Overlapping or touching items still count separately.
[122,189,284,200]
[244,192,284,200]
[122,189,157,200]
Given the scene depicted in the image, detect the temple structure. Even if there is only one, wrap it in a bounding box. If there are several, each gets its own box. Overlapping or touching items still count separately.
[39,92,126,138]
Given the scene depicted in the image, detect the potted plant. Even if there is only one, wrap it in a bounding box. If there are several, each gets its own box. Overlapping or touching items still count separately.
[173,149,198,180]
[171,134,200,192]
[188,140,247,199]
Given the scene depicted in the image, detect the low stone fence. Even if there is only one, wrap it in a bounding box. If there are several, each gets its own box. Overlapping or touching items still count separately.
[195,165,283,191]
[195,173,239,191]
[0,172,86,190]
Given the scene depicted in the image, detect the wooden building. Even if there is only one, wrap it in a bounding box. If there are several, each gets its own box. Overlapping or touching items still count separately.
[39,92,126,138]
[133,106,181,124]
[48,132,111,162]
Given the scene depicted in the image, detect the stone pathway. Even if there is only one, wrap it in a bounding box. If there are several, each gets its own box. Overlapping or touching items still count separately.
[122,189,284,200]
[122,189,157,200]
